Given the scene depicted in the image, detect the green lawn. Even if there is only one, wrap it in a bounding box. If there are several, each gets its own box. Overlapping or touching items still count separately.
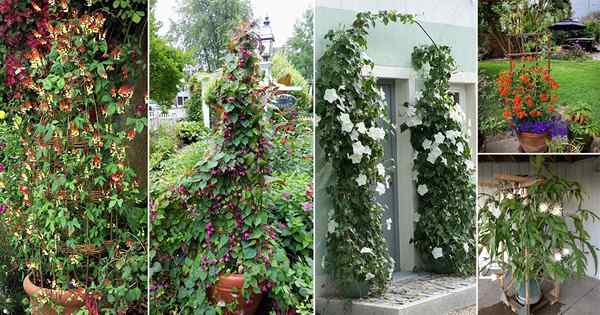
[479,59,600,120]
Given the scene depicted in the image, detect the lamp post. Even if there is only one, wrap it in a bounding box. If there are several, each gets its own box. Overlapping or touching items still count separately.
[258,16,275,80]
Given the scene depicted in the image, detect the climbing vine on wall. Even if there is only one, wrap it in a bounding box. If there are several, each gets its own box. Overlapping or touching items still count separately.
[401,45,476,276]
[317,11,415,295]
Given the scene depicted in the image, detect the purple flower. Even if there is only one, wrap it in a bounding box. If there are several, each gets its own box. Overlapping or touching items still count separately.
[303,202,312,211]
[516,118,568,139]
[0,163,4,172]
[0,204,6,214]
[281,192,290,200]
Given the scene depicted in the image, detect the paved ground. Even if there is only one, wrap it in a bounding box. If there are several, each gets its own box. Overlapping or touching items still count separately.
[479,276,600,315]
[448,305,476,315]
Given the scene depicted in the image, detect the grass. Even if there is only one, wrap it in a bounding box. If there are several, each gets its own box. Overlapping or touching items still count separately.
[479,59,600,120]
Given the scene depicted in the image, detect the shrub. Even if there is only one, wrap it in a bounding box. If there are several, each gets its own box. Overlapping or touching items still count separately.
[175,121,209,145]
[272,53,312,113]
[478,72,507,137]
[185,77,204,123]
[150,126,178,170]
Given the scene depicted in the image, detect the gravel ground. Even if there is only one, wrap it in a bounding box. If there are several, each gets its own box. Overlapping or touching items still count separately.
[447,305,477,315]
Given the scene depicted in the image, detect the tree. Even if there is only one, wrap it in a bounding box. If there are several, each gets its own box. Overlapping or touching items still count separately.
[173,0,252,72]
[286,8,313,82]
[479,0,571,58]
[149,9,189,109]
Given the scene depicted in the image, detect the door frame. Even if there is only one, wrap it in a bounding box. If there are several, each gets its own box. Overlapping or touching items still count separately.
[377,79,401,271]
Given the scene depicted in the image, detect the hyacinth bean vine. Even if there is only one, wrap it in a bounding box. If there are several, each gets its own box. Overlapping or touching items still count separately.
[150,22,305,313]
[401,45,476,275]
[0,0,148,313]
[317,11,415,295]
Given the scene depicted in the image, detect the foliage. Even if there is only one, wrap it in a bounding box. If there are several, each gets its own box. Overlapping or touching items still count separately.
[0,2,148,313]
[150,22,313,313]
[317,11,415,296]
[150,11,190,109]
[479,157,599,286]
[567,102,600,149]
[149,126,179,171]
[0,116,26,314]
[582,15,600,42]
[497,59,560,132]
[285,8,314,82]
[185,76,204,123]
[270,117,313,176]
[400,46,476,275]
[175,120,209,145]
[173,0,252,72]
[479,0,571,58]
[271,53,312,112]
[479,60,600,111]
[550,46,590,61]
[478,72,507,137]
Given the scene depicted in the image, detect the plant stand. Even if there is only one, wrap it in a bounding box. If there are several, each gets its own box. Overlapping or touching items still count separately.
[498,272,560,314]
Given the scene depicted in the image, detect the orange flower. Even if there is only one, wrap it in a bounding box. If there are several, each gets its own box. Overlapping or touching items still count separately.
[503,110,511,120]
[92,154,101,169]
[59,99,72,112]
[540,93,548,102]
[519,75,529,84]
[513,95,522,107]
[548,106,554,113]
[127,129,136,141]
[525,95,533,108]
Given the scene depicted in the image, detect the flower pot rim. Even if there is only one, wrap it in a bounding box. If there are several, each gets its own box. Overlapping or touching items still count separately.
[23,273,86,307]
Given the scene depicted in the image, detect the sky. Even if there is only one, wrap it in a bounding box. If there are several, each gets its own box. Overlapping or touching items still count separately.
[154,0,313,48]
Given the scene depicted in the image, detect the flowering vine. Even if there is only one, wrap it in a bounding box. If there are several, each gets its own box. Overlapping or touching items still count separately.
[150,22,306,314]
[401,45,475,275]
[1,0,148,312]
[317,11,415,295]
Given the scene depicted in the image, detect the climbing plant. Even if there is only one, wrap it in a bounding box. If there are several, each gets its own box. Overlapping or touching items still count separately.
[317,11,415,295]
[401,45,476,276]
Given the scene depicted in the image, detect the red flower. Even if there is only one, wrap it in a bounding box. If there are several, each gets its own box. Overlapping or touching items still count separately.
[503,110,511,120]
[513,95,522,107]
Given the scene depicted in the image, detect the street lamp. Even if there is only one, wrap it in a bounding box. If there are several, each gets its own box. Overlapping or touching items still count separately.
[258,16,275,81]
[259,16,275,62]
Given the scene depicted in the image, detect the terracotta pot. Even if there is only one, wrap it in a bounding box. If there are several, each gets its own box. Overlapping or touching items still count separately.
[23,274,85,315]
[518,132,547,153]
[210,274,264,315]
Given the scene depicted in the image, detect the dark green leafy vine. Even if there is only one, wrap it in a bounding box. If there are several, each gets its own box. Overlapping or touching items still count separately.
[317,11,415,296]
[401,45,476,276]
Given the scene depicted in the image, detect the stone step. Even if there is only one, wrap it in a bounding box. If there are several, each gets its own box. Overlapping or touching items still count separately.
[317,273,475,315]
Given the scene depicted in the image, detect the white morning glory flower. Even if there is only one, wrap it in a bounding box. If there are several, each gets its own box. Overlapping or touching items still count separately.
[407,115,423,127]
[367,127,385,141]
[376,182,386,195]
[457,142,464,154]
[539,203,549,213]
[350,129,359,141]
[365,272,375,281]
[385,175,391,188]
[406,105,417,117]
[360,247,373,254]
[324,88,339,103]
[432,247,443,259]
[412,170,419,181]
[414,212,420,222]
[417,184,429,196]
[338,113,353,133]
[315,115,321,126]
[562,248,571,256]
[465,160,475,171]
[427,146,442,164]
[441,157,448,166]
[463,243,469,253]
[356,174,367,186]
[376,163,385,177]
[348,153,362,164]
[434,132,446,144]
[413,151,419,161]
[386,218,393,231]
[356,122,367,134]
[422,139,432,150]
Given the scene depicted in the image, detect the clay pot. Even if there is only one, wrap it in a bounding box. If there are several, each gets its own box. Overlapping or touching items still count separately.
[23,274,85,315]
[518,132,547,153]
[210,274,264,315]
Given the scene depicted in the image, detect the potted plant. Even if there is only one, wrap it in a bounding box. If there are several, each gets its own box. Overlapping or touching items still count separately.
[479,157,599,307]
[149,22,302,314]
[1,2,148,314]
[497,60,563,152]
